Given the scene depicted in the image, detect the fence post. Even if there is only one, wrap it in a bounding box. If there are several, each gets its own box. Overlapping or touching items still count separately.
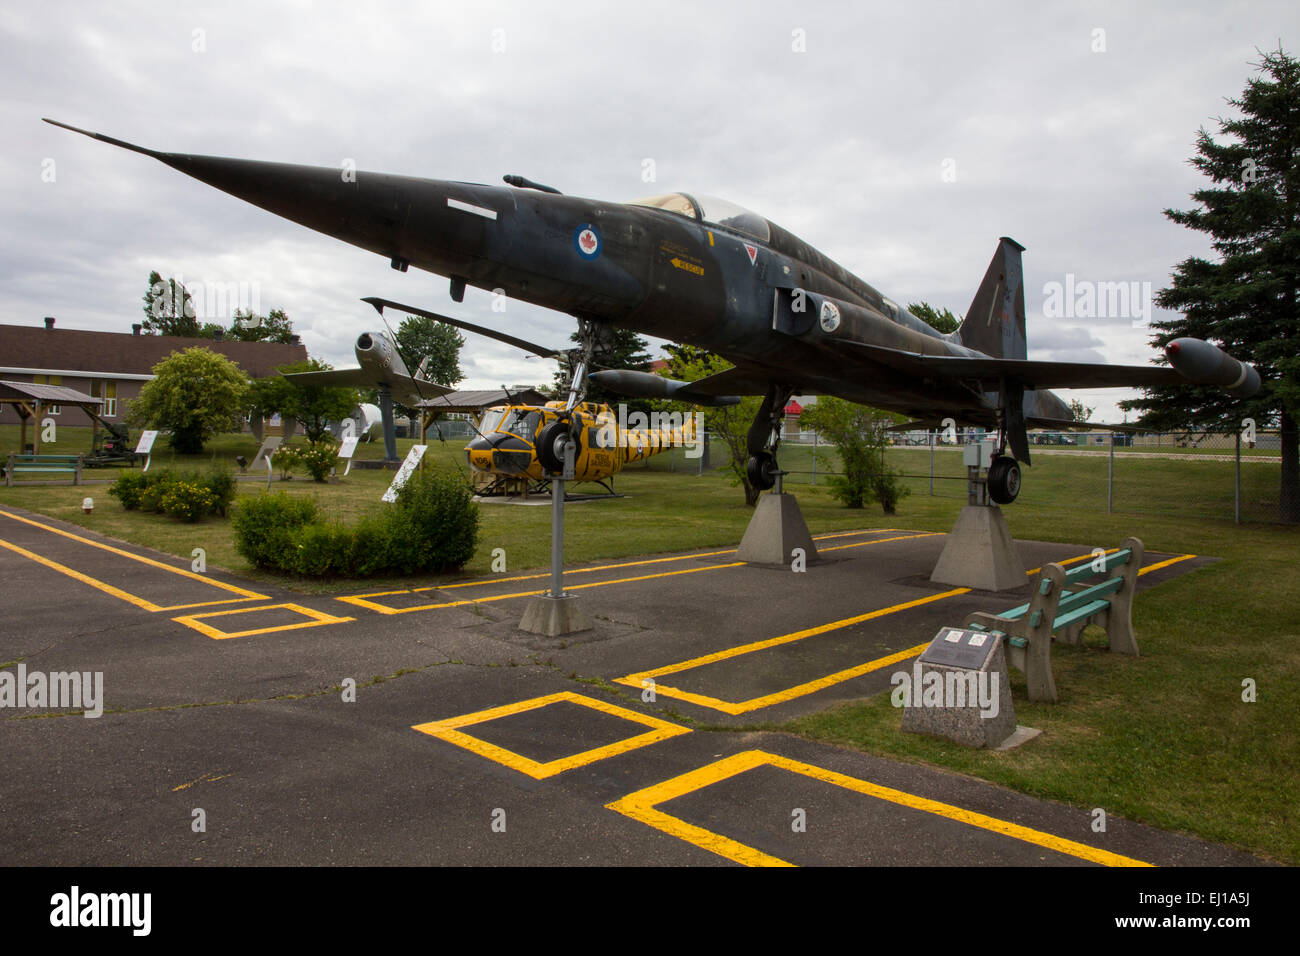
[1235,430,1241,524]
[1107,433,1114,513]
[811,430,817,486]
[929,430,935,496]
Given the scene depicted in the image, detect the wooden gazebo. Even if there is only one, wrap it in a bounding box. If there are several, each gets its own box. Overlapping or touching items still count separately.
[0,380,108,454]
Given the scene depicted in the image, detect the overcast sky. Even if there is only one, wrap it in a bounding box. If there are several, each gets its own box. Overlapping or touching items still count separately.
[2,1,1295,421]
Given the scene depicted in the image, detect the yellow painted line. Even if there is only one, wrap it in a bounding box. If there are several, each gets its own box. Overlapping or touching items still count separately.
[412,691,690,779]
[339,561,747,614]
[172,603,354,640]
[0,536,166,612]
[0,509,268,604]
[608,750,1152,867]
[1138,554,1196,575]
[615,548,1111,714]
[819,531,941,552]
[339,528,929,610]
[617,589,969,714]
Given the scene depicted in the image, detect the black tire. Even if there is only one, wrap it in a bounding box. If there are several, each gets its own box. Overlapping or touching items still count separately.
[987,455,1021,504]
[536,421,580,473]
[746,451,779,491]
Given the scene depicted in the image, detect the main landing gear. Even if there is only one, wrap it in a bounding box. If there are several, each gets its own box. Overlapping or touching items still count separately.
[745,385,795,492]
[986,398,1023,505]
[987,455,1021,505]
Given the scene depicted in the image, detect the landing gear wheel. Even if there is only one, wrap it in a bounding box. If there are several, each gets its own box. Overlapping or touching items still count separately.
[987,455,1021,505]
[746,451,779,491]
[537,421,581,473]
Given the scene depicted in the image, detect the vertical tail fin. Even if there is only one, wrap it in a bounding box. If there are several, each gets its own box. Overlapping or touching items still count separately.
[955,237,1027,360]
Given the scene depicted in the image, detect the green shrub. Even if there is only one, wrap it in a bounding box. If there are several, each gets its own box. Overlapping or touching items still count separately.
[231,493,319,571]
[202,468,238,516]
[228,467,479,579]
[274,445,300,479]
[298,440,340,482]
[386,466,480,574]
[293,521,354,576]
[349,511,397,577]
[159,481,218,522]
[108,471,151,510]
[137,472,179,513]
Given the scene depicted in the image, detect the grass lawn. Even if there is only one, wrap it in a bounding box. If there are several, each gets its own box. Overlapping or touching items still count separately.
[2,423,1297,862]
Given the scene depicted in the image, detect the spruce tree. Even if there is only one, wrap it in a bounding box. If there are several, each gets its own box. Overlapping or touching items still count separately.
[1121,47,1300,521]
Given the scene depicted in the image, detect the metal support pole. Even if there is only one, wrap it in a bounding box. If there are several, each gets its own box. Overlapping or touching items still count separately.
[1108,432,1114,514]
[548,474,565,598]
[811,430,817,485]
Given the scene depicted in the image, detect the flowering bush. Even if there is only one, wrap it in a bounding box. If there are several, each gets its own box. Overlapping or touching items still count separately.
[159,481,218,522]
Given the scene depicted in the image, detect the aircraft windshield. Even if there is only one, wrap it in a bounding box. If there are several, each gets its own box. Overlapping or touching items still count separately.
[626,192,770,242]
[479,408,505,435]
[503,409,540,440]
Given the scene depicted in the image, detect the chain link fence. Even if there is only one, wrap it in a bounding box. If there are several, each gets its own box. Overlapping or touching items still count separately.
[640,429,1294,524]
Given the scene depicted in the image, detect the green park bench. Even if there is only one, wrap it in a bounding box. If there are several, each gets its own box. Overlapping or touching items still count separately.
[4,453,84,487]
[964,536,1144,703]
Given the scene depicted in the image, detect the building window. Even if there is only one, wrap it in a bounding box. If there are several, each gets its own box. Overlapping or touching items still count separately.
[91,379,117,417]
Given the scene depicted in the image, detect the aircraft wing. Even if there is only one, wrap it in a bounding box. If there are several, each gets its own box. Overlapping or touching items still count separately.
[842,341,1187,390]
[672,363,781,399]
[284,367,378,389]
[283,368,454,405]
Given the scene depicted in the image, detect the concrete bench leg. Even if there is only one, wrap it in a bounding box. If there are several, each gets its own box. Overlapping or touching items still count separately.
[1104,537,1144,656]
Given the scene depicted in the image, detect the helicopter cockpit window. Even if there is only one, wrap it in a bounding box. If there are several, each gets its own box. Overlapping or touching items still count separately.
[504,410,540,440]
[695,194,771,242]
[478,408,505,435]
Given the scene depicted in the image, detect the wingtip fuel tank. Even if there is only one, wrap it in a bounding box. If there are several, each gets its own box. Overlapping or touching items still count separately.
[1165,338,1262,399]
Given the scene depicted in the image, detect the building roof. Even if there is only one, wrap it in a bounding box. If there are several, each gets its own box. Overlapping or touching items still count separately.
[0,323,308,379]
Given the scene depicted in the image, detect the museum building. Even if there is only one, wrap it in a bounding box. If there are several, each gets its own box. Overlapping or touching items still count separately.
[0,318,307,426]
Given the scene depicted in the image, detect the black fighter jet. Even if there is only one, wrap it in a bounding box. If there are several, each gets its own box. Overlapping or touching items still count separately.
[44,119,1261,504]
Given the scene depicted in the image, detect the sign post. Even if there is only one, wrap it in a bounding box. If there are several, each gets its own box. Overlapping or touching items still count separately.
[338,436,360,477]
[382,444,427,502]
[135,430,158,473]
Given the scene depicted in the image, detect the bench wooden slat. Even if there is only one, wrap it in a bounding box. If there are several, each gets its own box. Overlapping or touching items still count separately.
[1063,549,1131,583]
[1053,576,1124,616]
[1052,599,1114,632]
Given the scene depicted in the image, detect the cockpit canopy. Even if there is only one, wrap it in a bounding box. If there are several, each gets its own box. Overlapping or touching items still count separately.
[626,193,771,243]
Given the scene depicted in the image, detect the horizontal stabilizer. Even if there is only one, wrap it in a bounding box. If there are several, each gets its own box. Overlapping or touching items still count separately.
[845,340,1197,390]
[363,297,563,360]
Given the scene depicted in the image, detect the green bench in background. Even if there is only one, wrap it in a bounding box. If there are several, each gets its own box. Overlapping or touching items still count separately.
[4,453,84,487]
[966,537,1144,703]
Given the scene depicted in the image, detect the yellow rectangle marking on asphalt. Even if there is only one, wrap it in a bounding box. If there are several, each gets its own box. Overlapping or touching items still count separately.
[0,509,268,604]
[607,750,1152,868]
[616,589,970,714]
[412,691,690,779]
[172,603,354,639]
[0,536,167,612]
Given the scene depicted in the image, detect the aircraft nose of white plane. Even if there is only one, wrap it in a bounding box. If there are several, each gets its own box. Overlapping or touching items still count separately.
[356,333,374,351]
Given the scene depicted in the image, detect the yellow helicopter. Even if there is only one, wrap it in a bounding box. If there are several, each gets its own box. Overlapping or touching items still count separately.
[465,400,699,493]
[355,296,714,494]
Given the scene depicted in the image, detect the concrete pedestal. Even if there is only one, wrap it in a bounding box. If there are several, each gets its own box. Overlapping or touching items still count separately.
[737,492,818,567]
[518,594,592,637]
[930,504,1026,591]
